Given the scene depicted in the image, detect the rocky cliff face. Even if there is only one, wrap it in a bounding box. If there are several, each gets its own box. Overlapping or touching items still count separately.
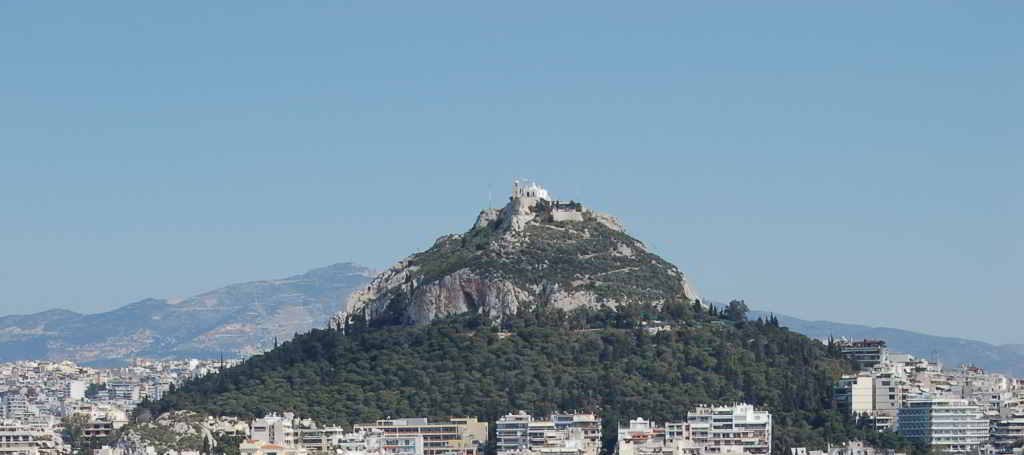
[336,190,698,328]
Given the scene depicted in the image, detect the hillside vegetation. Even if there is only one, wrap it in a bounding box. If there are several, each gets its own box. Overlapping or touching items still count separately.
[147,303,919,455]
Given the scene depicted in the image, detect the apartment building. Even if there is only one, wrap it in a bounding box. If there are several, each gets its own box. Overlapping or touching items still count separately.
[870,371,906,430]
[837,340,889,370]
[0,395,30,420]
[63,381,86,402]
[992,413,1024,450]
[496,412,532,453]
[617,418,702,455]
[687,404,772,455]
[82,418,128,439]
[296,425,353,453]
[354,417,487,455]
[331,430,386,455]
[897,398,988,454]
[835,375,875,415]
[252,413,298,448]
[550,414,601,446]
[0,420,65,455]
[496,412,601,455]
[240,439,309,455]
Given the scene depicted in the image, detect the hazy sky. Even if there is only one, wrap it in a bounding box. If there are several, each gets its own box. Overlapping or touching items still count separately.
[1,3,1021,344]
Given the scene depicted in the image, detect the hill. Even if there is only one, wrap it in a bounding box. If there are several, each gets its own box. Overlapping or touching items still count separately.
[0,263,373,365]
[149,183,918,455]
[336,181,697,329]
[149,306,917,455]
[749,311,1024,377]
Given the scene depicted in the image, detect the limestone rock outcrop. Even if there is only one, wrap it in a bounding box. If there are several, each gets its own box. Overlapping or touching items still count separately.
[332,182,698,329]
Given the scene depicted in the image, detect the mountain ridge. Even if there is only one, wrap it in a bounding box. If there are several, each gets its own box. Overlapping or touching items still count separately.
[0,263,373,366]
[748,309,1024,376]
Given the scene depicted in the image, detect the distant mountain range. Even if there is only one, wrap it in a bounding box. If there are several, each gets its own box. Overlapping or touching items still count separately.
[0,263,374,366]
[750,310,1024,377]
[1,257,1019,377]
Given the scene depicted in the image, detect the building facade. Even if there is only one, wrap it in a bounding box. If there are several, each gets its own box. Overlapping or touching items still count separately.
[837,340,889,370]
[496,412,601,455]
[0,420,65,455]
[354,417,487,455]
[251,413,298,448]
[897,398,988,454]
[687,404,771,455]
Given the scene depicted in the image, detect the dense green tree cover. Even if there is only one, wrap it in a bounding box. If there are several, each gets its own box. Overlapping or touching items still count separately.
[85,383,105,399]
[147,305,920,455]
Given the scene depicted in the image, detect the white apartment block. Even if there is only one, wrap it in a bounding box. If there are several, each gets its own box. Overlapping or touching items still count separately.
[836,375,875,416]
[897,398,988,454]
[496,412,601,455]
[354,417,487,455]
[296,425,350,452]
[1,395,31,420]
[688,404,771,455]
[63,381,86,402]
[0,419,65,455]
[870,371,906,430]
[496,412,532,453]
[252,413,299,448]
[617,418,702,455]
[617,405,772,455]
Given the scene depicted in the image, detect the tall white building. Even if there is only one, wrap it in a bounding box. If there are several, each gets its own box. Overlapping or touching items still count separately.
[897,398,988,454]
[1,395,30,420]
[252,413,298,448]
[64,381,86,401]
[496,412,533,453]
[835,374,875,416]
[687,404,771,455]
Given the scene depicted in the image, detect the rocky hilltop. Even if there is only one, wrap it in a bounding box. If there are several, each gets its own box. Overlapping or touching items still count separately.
[336,181,699,327]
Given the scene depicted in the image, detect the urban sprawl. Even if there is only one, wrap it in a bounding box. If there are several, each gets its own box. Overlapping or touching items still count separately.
[2,340,1023,455]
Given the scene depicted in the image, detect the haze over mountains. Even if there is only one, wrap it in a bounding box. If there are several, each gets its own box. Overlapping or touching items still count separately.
[0,263,373,366]
[3,263,1022,376]
[3,259,1021,376]
[750,311,1024,377]
[1,182,1020,377]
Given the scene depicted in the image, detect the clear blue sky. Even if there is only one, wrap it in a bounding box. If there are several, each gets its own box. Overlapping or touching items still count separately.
[1,2,1020,344]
